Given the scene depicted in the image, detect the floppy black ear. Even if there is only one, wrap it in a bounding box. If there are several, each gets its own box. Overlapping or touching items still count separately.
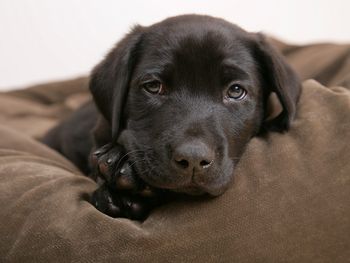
[89,26,144,140]
[254,34,301,131]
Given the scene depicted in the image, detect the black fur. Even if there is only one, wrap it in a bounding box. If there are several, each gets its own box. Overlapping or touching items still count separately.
[43,15,301,217]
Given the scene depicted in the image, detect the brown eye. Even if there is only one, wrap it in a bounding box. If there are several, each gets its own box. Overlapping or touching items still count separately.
[142,81,164,95]
[227,84,247,100]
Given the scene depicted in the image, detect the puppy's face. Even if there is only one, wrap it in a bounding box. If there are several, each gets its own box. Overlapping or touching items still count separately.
[90,15,301,196]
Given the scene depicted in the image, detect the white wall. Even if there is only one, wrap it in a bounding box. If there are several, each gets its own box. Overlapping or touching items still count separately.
[0,0,349,90]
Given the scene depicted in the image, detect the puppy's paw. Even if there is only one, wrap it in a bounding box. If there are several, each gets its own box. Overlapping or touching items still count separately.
[89,143,164,219]
[91,183,158,220]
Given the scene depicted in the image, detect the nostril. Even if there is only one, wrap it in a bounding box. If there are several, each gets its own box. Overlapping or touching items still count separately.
[175,159,189,169]
[200,160,212,168]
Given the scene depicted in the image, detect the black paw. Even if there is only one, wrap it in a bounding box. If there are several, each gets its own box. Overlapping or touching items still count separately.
[91,183,160,220]
[89,143,163,220]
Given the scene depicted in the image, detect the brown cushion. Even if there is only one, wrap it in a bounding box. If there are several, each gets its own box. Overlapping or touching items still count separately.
[0,80,349,262]
[269,38,350,88]
[0,78,91,139]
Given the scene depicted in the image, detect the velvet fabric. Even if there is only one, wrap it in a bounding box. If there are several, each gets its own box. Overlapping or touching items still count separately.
[0,39,349,262]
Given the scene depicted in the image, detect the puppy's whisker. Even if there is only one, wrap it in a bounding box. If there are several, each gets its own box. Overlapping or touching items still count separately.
[145,165,158,179]
[115,150,144,170]
[128,158,147,169]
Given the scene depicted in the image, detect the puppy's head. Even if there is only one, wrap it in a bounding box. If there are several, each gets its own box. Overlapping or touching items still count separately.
[90,15,301,196]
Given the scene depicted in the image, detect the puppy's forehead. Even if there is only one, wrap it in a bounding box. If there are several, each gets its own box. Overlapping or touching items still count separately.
[147,15,248,42]
[138,15,255,70]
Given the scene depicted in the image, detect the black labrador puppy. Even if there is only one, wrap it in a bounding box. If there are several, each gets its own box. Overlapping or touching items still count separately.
[43,14,301,220]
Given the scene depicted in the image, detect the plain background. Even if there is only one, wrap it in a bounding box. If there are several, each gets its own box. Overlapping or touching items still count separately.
[0,0,349,90]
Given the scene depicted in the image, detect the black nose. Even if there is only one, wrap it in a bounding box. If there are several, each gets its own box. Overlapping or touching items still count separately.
[172,140,215,172]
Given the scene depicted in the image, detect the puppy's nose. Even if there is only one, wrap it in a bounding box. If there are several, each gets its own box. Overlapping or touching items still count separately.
[172,141,215,172]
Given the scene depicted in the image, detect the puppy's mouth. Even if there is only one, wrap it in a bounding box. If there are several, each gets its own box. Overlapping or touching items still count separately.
[118,130,231,197]
[139,171,230,197]
[129,153,230,197]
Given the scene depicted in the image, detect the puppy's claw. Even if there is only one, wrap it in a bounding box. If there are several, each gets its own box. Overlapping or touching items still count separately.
[106,203,121,217]
[116,163,138,190]
[93,149,102,156]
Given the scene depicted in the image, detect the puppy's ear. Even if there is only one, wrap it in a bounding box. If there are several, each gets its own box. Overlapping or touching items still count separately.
[89,26,144,140]
[253,34,301,131]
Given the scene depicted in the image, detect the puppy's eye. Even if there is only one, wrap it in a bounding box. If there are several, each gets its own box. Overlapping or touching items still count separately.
[226,84,247,100]
[142,81,164,95]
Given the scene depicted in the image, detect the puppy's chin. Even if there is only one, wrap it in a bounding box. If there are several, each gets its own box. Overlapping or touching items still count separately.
[172,186,206,196]
[155,181,230,197]
[171,185,228,196]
